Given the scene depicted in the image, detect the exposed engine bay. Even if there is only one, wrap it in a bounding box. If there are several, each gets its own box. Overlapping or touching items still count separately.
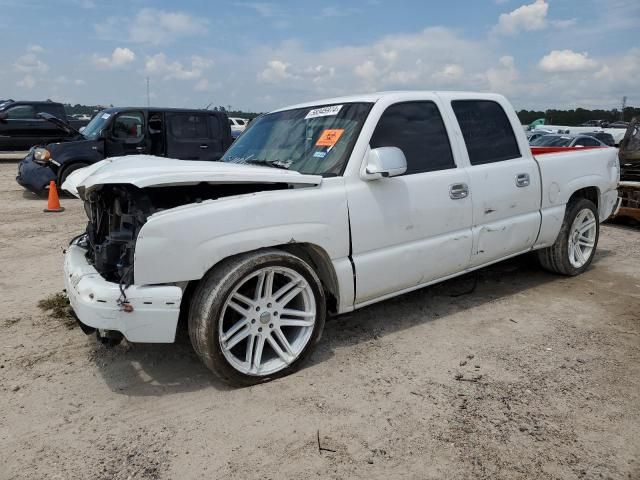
[82,182,290,283]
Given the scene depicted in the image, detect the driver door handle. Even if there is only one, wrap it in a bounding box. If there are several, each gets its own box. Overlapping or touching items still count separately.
[135,146,145,151]
[200,144,209,149]
[449,183,469,200]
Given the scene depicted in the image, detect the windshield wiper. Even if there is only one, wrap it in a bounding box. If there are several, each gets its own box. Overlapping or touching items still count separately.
[244,159,292,170]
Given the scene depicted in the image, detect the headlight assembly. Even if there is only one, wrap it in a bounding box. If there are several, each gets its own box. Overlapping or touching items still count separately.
[33,148,51,163]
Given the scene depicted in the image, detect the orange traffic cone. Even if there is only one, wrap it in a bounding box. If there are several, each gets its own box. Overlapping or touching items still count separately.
[44,180,65,213]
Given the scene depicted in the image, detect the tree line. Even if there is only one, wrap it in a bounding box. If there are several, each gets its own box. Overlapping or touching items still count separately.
[517,107,640,126]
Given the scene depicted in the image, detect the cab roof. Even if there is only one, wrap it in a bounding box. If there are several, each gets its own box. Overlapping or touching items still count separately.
[272,90,506,113]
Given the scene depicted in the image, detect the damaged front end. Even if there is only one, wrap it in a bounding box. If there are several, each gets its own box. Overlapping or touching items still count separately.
[82,182,288,283]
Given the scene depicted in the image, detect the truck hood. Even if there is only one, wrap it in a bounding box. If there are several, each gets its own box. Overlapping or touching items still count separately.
[38,112,82,136]
[62,155,323,199]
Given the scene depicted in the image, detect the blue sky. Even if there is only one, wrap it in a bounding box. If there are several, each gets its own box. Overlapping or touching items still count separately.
[0,0,638,111]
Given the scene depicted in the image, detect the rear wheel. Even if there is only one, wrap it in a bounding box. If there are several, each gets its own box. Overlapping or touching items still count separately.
[188,249,326,386]
[537,198,599,276]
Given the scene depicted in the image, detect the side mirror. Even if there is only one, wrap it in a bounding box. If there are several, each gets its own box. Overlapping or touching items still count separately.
[0,112,7,123]
[362,147,407,180]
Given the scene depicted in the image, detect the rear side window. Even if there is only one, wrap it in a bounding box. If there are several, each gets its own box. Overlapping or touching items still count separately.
[209,115,220,137]
[370,101,455,175]
[38,104,65,117]
[169,114,209,139]
[452,100,521,165]
[6,105,35,119]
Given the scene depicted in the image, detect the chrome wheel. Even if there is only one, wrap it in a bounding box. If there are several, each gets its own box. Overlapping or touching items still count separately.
[568,208,597,268]
[218,266,316,376]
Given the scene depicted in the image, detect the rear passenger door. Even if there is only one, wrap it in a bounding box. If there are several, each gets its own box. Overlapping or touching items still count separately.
[166,112,222,161]
[347,100,473,305]
[450,99,541,267]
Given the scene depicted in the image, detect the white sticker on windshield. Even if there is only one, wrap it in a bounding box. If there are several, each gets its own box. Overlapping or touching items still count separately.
[101,113,111,120]
[304,105,342,120]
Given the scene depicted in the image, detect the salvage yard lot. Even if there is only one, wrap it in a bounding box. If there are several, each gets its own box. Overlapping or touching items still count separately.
[0,160,638,480]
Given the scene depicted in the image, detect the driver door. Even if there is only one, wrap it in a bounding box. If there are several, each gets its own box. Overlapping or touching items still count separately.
[346,100,474,306]
[105,111,148,157]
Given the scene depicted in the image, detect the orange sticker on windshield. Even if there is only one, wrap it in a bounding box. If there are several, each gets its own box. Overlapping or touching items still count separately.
[316,129,344,147]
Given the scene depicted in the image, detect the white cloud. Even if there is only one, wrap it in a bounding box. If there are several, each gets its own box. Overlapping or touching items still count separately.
[486,56,519,93]
[494,0,548,35]
[129,8,207,45]
[27,44,44,53]
[74,79,87,86]
[354,60,377,79]
[258,60,296,83]
[194,79,209,92]
[145,53,212,80]
[17,74,36,89]
[14,53,48,73]
[92,47,136,69]
[538,50,598,72]
[432,64,465,82]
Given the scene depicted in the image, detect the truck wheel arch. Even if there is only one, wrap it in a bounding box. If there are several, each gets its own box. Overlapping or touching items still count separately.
[568,186,599,211]
[181,243,341,322]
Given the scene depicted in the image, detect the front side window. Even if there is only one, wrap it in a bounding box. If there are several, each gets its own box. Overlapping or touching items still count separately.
[6,105,35,119]
[221,102,372,176]
[112,112,144,140]
[452,100,521,165]
[369,101,455,175]
[169,114,209,139]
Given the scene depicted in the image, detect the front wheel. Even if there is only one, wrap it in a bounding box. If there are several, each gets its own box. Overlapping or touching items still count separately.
[188,249,326,386]
[537,198,599,276]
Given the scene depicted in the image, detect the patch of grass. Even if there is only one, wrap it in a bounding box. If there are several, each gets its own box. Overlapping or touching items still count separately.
[3,316,21,327]
[37,292,76,329]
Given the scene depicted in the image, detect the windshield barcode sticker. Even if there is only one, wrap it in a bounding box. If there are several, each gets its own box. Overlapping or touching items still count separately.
[305,105,342,119]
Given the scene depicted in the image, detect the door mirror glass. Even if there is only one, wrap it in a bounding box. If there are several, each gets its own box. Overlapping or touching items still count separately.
[0,112,7,122]
[363,147,407,180]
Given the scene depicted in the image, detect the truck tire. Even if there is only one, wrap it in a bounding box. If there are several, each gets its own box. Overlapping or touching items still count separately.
[537,198,599,276]
[59,162,89,189]
[188,249,326,386]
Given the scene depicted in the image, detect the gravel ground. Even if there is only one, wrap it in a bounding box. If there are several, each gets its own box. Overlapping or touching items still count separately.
[0,160,638,480]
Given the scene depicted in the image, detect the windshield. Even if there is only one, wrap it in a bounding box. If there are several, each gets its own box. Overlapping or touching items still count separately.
[531,135,572,147]
[82,111,112,140]
[220,102,373,176]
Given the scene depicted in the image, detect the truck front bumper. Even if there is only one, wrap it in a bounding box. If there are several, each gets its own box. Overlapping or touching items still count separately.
[64,239,183,343]
[16,152,56,195]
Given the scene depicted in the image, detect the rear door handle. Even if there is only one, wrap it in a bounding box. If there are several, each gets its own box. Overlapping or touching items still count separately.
[200,144,209,149]
[135,146,145,151]
[449,183,469,200]
[515,173,530,187]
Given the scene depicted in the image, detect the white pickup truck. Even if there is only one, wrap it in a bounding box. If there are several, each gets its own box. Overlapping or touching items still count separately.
[63,91,619,385]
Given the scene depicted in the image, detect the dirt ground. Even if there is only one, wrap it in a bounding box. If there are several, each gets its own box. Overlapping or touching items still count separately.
[0,160,638,480]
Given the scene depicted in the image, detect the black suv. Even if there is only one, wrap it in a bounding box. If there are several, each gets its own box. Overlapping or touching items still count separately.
[16,107,233,195]
[0,99,89,152]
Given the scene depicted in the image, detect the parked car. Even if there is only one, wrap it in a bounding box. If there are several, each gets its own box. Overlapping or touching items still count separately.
[0,100,90,152]
[583,131,616,147]
[62,91,619,385]
[16,107,233,195]
[530,134,607,148]
[580,120,608,128]
[229,117,249,132]
[608,121,630,129]
[526,131,548,143]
